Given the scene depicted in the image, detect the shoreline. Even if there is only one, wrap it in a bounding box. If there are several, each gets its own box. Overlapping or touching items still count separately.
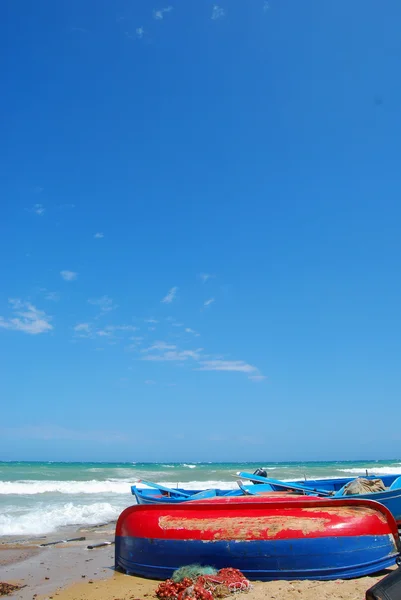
[1,526,397,600]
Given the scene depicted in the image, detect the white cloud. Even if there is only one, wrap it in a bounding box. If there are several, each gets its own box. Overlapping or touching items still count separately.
[145,318,158,324]
[185,327,200,337]
[58,203,75,210]
[199,273,212,283]
[142,341,177,352]
[249,375,267,382]
[153,6,173,20]
[105,325,137,332]
[212,5,226,20]
[197,359,258,374]
[74,322,92,337]
[145,380,157,385]
[75,322,137,339]
[204,298,215,308]
[0,299,53,335]
[88,295,117,314]
[142,349,202,362]
[31,203,45,216]
[94,232,104,239]
[136,27,145,39]
[161,286,178,304]
[263,1,270,12]
[60,270,77,281]
[96,329,113,337]
[42,290,60,301]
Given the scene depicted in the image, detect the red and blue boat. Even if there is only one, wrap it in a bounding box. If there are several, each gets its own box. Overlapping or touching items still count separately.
[115,496,401,581]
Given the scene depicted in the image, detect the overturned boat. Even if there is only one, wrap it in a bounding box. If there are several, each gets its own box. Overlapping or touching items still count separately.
[115,496,401,581]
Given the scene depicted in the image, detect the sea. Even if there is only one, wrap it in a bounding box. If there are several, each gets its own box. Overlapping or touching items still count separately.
[1,460,401,537]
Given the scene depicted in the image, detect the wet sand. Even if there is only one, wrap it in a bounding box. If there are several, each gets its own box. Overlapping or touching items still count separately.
[0,524,395,600]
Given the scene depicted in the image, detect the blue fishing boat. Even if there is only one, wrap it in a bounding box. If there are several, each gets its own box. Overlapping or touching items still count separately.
[131,471,401,524]
[237,471,401,525]
[115,496,401,581]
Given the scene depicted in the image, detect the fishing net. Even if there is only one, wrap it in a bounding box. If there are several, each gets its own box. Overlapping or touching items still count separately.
[172,565,217,582]
[155,567,251,600]
[343,478,386,495]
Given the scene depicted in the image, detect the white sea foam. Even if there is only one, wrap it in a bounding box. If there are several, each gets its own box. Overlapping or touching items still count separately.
[338,467,401,476]
[0,479,238,495]
[0,502,121,536]
[0,479,133,495]
[182,464,197,469]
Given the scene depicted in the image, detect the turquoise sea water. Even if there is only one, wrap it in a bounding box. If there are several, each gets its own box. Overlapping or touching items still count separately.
[1,460,400,536]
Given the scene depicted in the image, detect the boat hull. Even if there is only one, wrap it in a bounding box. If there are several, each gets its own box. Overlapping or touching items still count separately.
[115,497,400,581]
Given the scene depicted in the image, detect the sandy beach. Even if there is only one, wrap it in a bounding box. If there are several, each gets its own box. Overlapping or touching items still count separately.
[1,522,395,600]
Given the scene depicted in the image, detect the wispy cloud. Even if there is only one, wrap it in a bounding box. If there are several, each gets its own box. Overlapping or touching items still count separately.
[197,359,265,381]
[211,5,226,20]
[0,299,53,335]
[136,27,145,39]
[161,286,178,304]
[145,380,157,385]
[153,6,173,20]
[185,327,200,337]
[44,291,60,302]
[263,1,270,12]
[58,203,75,210]
[30,203,45,216]
[145,318,158,324]
[199,273,213,283]
[197,359,258,374]
[249,374,267,382]
[88,295,117,314]
[142,341,177,352]
[60,270,77,281]
[142,349,202,362]
[74,323,92,337]
[204,298,215,308]
[94,232,104,239]
[74,322,137,339]
[104,325,137,333]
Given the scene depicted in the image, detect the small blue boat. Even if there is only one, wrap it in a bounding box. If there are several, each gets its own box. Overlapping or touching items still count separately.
[131,471,401,524]
[115,496,401,581]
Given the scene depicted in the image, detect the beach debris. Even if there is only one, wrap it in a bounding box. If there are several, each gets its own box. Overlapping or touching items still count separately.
[155,568,251,600]
[40,537,86,546]
[87,541,114,549]
[0,583,22,596]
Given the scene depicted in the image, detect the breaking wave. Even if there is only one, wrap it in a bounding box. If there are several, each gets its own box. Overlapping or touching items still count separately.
[338,467,401,476]
[0,501,120,536]
[0,479,238,495]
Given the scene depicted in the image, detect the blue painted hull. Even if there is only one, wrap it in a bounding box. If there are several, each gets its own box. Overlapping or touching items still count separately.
[115,535,398,581]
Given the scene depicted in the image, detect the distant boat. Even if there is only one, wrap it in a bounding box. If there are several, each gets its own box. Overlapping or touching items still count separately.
[115,496,401,581]
[131,471,401,524]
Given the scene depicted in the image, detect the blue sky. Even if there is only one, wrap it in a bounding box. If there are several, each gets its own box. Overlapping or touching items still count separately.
[1,0,401,462]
